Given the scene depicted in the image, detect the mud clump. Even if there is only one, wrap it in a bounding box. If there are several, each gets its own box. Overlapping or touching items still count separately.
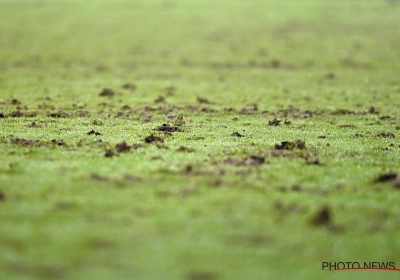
[47,111,69,118]
[98,88,115,97]
[373,172,397,183]
[28,122,41,128]
[376,132,395,138]
[176,145,195,153]
[9,111,24,117]
[144,134,164,143]
[0,191,6,201]
[243,155,265,166]
[104,150,116,157]
[275,140,306,150]
[268,118,281,126]
[0,112,5,118]
[223,155,265,166]
[51,139,67,146]
[156,123,181,133]
[115,141,131,153]
[10,138,41,146]
[121,83,137,90]
[311,206,331,226]
[87,130,101,136]
[230,132,244,137]
[196,96,215,105]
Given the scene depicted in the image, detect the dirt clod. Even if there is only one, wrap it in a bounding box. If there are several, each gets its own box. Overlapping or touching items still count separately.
[10,99,21,105]
[291,185,302,192]
[87,130,101,136]
[0,112,5,118]
[196,96,215,104]
[275,140,305,150]
[0,191,5,201]
[243,155,265,166]
[154,96,166,103]
[311,206,331,226]
[10,111,23,117]
[122,83,137,90]
[98,88,115,97]
[374,172,397,183]
[51,139,67,146]
[115,141,130,153]
[10,138,41,146]
[104,150,116,157]
[176,145,195,152]
[156,123,181,133]
[376,132,395,138]
[144,134,163,143]
[28,122,41,128]
[231,132,243,137]
[268,118,281,126]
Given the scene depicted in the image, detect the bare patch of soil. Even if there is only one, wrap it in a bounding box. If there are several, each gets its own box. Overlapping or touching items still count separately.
[311,206,331,226]
[98,88,115,97]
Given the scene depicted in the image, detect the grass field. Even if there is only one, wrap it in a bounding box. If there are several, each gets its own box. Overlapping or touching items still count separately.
[1,0,400,279]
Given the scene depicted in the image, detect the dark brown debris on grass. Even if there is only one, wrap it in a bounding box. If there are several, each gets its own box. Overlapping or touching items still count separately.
[156,123,181,133]
[87,130,101,136]
[10,138,41,146]
[10,99,21,105]
[376,132,395,138]
[239,104,258,115]
[104,149,116,157]
[311,206,331,226]
[28,122,41,128]
[154,95,166,103]
[47,111,70,118]
[176,145,195,153]
[223,155,265,166]
[274,140,306,150]
[144,134,164,143]
[121,83,137,90]
[196,96,215,104]
[0,112,5,118]
[230,132,244,137]
[98,88,115,97]
[9,111,24,117]
[268,118,281,126]
[115,141,131,153]
[373,172,397,183]
[0,191,6,201]
[51,139,67,146]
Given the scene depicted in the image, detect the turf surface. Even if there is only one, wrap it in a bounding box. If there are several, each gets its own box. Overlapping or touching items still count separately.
[0,1,400,279]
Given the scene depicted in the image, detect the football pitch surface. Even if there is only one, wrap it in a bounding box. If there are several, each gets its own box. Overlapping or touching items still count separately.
[0,1,400,279]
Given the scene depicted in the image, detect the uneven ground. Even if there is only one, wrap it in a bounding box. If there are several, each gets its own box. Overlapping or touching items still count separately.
[0,0,400,279]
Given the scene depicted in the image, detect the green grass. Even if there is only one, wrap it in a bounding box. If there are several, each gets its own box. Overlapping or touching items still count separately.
[1,0,400,279]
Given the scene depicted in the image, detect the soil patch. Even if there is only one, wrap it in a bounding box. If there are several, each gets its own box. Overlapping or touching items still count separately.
[51,139,67,146]
[10,138,41,146]
[144,134,164,143]
[115,141,131,153]
[311,206,331,226]
[374,172,397,183]
[268,118,281,126]
[98,88,115,97]
[156,123,181,133]
[275,140,306,150]
[230,132,244,137]
[87,130,101,136]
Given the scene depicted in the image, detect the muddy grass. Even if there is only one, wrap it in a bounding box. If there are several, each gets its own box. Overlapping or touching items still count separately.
[0,1,400,280]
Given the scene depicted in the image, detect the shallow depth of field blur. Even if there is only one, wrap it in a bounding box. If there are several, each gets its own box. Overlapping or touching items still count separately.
[0,1,400,279]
